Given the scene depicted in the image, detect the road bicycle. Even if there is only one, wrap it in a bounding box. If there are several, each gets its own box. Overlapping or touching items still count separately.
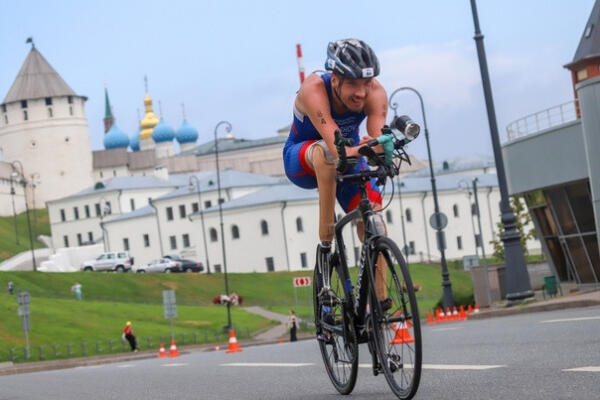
[313,117,422,399]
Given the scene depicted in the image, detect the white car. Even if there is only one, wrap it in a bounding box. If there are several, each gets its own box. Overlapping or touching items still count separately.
[133,258,181,273]
[81,252,133,272]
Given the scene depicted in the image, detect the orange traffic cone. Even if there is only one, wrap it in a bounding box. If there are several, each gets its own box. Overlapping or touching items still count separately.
[158,343,167,358]
[452,306,459,321]
[437,308,445,323]
[459,305,468,321]
[389,321,415,344]
[278,338,283,344]
[474,304,480,313]
[426,311,435,324]
[226,329,243,353]
[467,304,473,314]
[168,339,180,357]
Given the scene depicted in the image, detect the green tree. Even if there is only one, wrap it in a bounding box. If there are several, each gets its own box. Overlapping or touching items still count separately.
[490,196,537,260]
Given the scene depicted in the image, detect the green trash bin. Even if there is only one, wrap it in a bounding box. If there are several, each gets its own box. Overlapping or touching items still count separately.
[543,275,558,298]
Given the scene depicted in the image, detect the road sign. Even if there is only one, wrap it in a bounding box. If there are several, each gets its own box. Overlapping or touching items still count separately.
[17,291,31,306]
[463,255,480,271]
[429,212,448,230]
[163,290,177,319]
[18,305,30,316]
[293,277,312,287]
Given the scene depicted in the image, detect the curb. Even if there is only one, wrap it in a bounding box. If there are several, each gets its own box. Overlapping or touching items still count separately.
[467,299,600,320]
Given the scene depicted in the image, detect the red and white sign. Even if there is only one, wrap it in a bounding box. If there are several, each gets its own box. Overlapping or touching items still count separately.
[293,277,312,287]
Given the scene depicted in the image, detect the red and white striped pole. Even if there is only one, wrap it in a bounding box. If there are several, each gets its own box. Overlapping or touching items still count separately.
[296,43,305,84]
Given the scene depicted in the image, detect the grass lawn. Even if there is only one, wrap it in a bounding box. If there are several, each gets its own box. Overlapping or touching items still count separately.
[0,209,50,262]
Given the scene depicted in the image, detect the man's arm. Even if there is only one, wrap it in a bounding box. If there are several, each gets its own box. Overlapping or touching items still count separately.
[364,79,388,139]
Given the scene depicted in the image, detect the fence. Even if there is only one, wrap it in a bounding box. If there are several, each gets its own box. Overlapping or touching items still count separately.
[505,100,579,142]
[0,326,252,363]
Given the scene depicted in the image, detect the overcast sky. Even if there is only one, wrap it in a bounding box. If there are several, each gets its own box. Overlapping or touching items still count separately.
[0,0,595,162]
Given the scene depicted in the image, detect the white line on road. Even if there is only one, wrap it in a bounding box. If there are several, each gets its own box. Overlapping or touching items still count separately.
[222,363,315,367]
[540,316,600,323]
[359,363,506,370]
[117,364,135,368]
[162,363,189,367]
[430,327,461,332]
[563,366,600,372]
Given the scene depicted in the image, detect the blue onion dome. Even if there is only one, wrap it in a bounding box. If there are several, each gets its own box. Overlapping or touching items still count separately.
[130,130,140,151]
[176,119,199,144]
[152,117,175,143]
[103,123,130,149]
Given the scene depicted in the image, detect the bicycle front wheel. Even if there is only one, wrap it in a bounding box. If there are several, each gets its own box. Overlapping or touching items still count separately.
[313,247,358,395]
[369,237,422,400]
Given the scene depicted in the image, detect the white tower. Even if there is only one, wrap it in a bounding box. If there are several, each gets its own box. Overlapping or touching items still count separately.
[0,43,93,208]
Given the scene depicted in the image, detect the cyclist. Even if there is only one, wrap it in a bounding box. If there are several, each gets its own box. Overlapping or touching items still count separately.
[283,38,390,306]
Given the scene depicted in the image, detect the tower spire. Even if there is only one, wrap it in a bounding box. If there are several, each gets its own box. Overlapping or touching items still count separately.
[103,84,115,133]
[181,102,186,119]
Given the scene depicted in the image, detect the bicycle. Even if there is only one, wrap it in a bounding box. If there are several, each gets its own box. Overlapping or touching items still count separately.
[313,117,422,400]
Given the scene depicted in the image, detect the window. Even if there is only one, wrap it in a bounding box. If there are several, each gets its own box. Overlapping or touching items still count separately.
[192,202,199,213]
[95,203,101,217]
[143,234,150,247]
[179,204,186,218]
[471,203,478,216]
[453,204,459,218]
[104,202,112,215]
[386,210,393,224]
[166,207,174,221]
[77,233,83,246]
[130,199,135,211]
[69,106,73,116]
[231,225,240,239]
[577,68,588,81]
[21,100,27,109]
[23,110,28,121]
[1,104,6,112]
[182,234,190,248]
[169,235,177,250]
[210,228,218,242]
[87,232,93,243]
[204,200,212,209]
[60,209,66,222]
[405,208,412,223]
[296,217,303,232]
[3,115,7,124]
[260,220,269,236]
[47,108,53,117]
[99,171,103,178]
[266,257,275,272]
[45,97,52,106]
[409,241,416,255]
[123,238,130,251]
[218,198,225,204]
[112,170,116,177]
[68,96,73,104]
[214,264,222,273]
[300,252,307,268]
[63,235,69,247]
[84,205,90,218]
[73,207,79,220]
[442,161,450,170]
[457,236,463,250]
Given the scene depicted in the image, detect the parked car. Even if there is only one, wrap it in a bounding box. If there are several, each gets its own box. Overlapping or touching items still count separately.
[133,258,181,273]
[163,255,204,273]
[81,252,133,272]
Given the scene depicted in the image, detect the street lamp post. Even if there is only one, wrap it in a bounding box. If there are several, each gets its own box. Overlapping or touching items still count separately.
[214,120,233,331]
[9,178,19,245]
[397,179,409,266]
[389,87,454,308]
[11,161,37,272]
[189,175,211,274]
[470,0,533,303]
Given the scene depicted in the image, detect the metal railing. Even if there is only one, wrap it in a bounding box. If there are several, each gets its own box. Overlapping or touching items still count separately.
[506,100,579,142]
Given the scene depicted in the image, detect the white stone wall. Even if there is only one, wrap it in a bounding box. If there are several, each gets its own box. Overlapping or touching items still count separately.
[0,96,93,208]
[93,165,130,181]
[104,214,161,262]
[0,177,26,216]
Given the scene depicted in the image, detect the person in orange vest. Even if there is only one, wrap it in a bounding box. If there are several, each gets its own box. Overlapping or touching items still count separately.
[122,321,138,352]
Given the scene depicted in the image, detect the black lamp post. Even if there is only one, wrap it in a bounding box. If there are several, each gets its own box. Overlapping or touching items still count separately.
[470,0,533,303]
[9,178,19,245]
[11,161,36,272]
[389,87,454,308]
[188,175,211,274]
[214,120,233,331]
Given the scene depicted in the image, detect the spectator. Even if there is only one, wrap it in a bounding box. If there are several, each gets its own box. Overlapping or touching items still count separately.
[8,281,14,295]
[287,310,298,342]
[122,321,138,352]
[71,282,82,300]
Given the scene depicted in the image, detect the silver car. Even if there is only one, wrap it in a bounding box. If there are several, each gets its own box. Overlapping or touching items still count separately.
[133,258,181,273]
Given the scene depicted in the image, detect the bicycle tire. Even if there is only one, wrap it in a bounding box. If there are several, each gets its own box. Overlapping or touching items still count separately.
[313,246,358,395]
[368,237,422,400]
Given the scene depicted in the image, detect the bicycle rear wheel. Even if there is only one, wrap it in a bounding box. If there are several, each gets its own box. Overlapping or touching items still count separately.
[313,246,358,395]
[369,237,422,400]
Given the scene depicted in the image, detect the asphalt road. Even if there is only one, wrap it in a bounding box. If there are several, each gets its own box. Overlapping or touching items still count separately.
[1,306,599,400]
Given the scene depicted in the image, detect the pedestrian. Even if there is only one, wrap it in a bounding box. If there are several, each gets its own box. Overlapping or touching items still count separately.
[122,321,138,352]
[70,282,82,300]
[288,310,298,342]
[7,281,14,295]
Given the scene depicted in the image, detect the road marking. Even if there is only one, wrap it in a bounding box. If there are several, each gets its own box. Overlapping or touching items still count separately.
[162,363,189,367]
[563,366,600,372]
[430,327,461,332]
[540,316,600,324]
[359,363,506,370]
[117,364,135,368]
[222,363,315,367]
